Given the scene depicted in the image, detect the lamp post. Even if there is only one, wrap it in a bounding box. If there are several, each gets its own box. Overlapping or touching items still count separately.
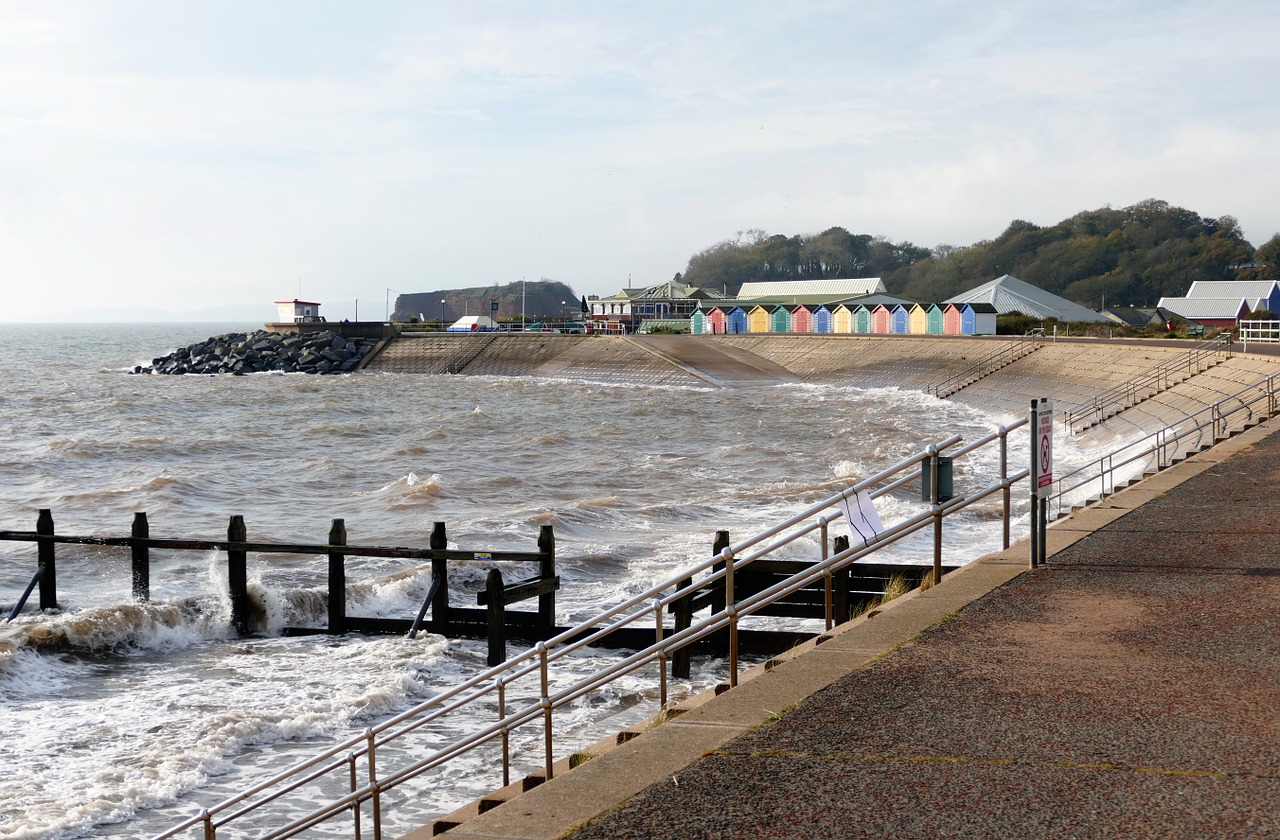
[440,299,446,331]
[354,297,359,322]
[561,300,567,326]
[385,288,400,322]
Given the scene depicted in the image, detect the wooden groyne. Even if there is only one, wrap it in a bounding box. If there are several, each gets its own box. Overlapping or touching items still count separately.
[2,511,943,666]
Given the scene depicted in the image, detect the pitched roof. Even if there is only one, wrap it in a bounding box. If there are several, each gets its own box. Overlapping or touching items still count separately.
[1155,297,1251,320]
[737,278,886,299]
[1185,280,1280,301]
[944,275,1107,322]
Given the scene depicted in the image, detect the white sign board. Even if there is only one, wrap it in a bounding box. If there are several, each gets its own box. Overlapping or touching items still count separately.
[1034,398,1054,498]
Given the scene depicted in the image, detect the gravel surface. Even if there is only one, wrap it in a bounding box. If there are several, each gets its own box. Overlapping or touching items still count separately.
[569,430,1280,838]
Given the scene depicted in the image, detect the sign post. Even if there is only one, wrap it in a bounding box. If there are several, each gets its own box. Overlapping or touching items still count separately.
[1030,399,1053,567]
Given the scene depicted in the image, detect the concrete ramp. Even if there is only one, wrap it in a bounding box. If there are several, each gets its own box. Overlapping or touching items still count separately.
[625,336,802,388]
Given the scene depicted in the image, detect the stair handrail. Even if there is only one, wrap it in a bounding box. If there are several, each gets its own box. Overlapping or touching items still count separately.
[438,331,499,374]
[151,422,1030,840]
[1049,370,1279,519]
[1062,334,1232,433]
[928,333,1042,398]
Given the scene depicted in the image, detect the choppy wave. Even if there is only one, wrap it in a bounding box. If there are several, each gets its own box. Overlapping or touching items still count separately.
[0,324,1109,839]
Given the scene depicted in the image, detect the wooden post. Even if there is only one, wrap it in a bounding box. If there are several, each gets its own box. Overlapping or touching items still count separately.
[671,575,693,679]
[328,519,347,634]
[131,512,150,602]
[485,568,506,666]
[430,521,449,632]
[712,530,731,657]
[832,535,850,624]
[227,515,249,636]
[537,525,555,639]
[36,509,56,611]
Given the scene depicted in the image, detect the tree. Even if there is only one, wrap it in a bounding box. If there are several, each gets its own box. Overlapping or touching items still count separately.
[1255,234,1280,281]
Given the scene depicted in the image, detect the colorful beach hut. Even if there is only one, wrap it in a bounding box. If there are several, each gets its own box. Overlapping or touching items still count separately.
[833,304,853,334]
[854,304,871,334]
[705,306,727,335]
[690,308,707,335]
[943,303,962,335]
[961,302,998,335]
[871,304,892,334]
[727,306,748,334]
[770,305,791,333]
[891,304,910,334]
[812,305,833,334]
[790,305,813,333]
[926,303,945,335]
[908,303,929,334]
[748,305,771,333]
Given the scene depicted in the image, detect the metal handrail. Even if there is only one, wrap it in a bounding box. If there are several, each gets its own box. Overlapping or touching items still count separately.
[1062,335,1232,433]
[928,334,1042,398]
[1239,320,1280,348]
[1049,371,1279,518]
[152,420,1029,839]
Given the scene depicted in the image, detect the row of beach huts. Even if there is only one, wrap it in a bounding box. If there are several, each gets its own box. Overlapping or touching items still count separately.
[689,300,998,336]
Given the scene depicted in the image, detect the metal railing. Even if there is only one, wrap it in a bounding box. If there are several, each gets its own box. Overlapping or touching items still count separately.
[153,420,1030,839]
[1062,335,1232,433]
[1239,320,1280,347]
[928,334,1042,398]
[1049,371,1279,519]
[438,331,500,374]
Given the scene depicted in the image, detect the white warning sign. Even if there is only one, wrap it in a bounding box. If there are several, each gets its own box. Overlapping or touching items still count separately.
[1034,398,1053,498]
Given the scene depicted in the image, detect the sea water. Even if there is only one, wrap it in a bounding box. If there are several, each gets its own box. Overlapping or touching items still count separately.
[0,324,1098,839]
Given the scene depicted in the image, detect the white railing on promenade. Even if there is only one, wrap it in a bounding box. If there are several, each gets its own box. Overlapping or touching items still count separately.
[153,420,1031,839]
[1049,372,1280,519]
[1239,319,1280,347]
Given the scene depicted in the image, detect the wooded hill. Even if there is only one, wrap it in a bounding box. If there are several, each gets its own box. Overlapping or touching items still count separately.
[679,200,1280,308]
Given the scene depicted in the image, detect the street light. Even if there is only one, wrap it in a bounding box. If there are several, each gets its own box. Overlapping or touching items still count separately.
[354,297,359,322]
[440,299,446,331]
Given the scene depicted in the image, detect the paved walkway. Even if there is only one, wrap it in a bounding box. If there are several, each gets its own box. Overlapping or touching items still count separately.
[431,419,1280,840]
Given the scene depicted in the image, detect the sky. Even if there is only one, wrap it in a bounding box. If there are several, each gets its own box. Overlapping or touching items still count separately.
[2,1,1279,322]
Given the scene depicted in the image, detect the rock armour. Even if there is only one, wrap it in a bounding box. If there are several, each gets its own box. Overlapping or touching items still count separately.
[135,329,379,375]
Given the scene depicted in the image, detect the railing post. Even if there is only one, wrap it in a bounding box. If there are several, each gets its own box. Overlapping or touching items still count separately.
[485,568,506,666]
[537,524,555,638]
[430,522,449,632]
[928,447,943,585]
[227,515,249,636]
[538,642,554,780]
[498,678,511,788]
[328,519,347,634]
[365,727,381,840]
[1000,425,1011,549]
[654,598,667,708]
[819,517,833,630]
[131,511,150,602]
[36,509,56,611]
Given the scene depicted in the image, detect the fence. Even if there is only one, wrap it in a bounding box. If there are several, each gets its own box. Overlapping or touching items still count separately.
[2,517,560,660]
[1049,371,1280,519]
[928,334,1042,398]
[1238,319,1280,347]
[1061,334,1233,433]
[145,419,1029,839]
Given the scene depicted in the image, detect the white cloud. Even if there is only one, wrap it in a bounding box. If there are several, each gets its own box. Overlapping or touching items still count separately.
[2,1,1280,321]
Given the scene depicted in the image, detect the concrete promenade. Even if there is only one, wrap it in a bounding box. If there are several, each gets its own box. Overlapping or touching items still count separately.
[431,417,1280,839]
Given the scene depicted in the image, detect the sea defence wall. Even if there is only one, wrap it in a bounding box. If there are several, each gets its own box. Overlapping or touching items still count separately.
[364,333,1280,433]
